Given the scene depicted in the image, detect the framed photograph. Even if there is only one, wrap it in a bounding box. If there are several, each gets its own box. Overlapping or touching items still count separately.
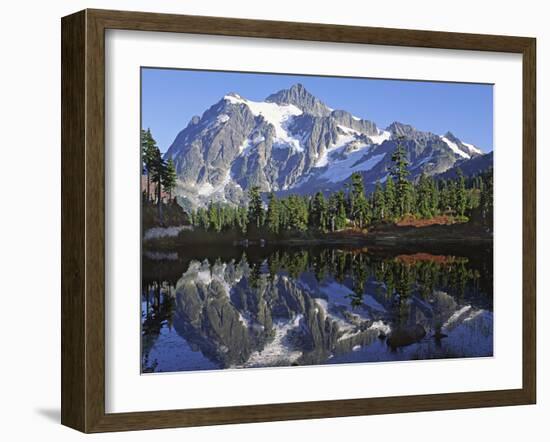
[61,9,536,433]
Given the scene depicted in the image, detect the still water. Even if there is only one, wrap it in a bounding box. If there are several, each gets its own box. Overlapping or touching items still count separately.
[141,244,493,373]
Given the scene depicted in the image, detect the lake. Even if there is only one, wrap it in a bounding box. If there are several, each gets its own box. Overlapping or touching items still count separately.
[141,243,493,373]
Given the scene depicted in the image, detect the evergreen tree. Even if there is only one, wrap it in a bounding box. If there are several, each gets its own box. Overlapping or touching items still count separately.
[455,168,467,216]
[266,192,281,234]
[438,180,449,213]
[287,195,308,231]
[327,192,347,231]
[162,158,177,201]
[149,146,166,219]
[480,169,493,226]
[310,191,329,232]
[429,176,439,215]
[236,206,248,234]
[384,176,396,219]
[447,180,457,214]
[247,186,264,230]
[196,207,210,230]
[372,181,386,221]
[327,193,338,232]
[403,181,415,216]
[389,138,411,217]
[335,191,347,230]
[208,203,222,233]
[416,173,432,218]
[141,128,159,202]
[348,172,370,228]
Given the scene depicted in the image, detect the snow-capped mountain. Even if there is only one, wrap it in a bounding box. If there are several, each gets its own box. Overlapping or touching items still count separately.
[164,83,488,207]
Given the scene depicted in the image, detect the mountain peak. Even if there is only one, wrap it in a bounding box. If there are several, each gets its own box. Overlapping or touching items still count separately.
[386,121,416,137]
[164,85,491,208]
[289,82,307,92]
[265,83,332,117]
[268,83,310,99]
[443,131,460,142]
[441,131,483,158]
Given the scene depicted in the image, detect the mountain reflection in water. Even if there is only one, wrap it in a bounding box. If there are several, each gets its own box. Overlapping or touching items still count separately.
[141,245,493,373]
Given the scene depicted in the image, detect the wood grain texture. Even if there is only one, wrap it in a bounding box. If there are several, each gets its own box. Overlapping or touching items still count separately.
[522,38,537,403]
[61,10,86,431]
[61,8,537,433]
[84,9,107,432]
[89,8,533,52]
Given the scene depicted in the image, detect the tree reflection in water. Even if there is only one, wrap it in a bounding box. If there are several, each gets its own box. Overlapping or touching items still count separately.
[141,245,493,373]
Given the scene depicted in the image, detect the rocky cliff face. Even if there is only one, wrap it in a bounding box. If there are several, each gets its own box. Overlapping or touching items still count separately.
[163,83,487,208]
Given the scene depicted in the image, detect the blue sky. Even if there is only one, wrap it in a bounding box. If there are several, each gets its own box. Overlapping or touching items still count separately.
[141,68,493,153]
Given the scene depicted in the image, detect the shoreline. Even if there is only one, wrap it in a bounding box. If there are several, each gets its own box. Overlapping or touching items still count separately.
[143,222,493,249]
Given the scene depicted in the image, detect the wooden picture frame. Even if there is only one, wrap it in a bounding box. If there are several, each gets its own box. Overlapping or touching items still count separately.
[61,8,536,433]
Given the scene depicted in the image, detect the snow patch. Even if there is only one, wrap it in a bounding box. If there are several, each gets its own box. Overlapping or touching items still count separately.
[143,225,191,241]
[197,182,214,196]
[369,320,391,335]
[441,136,471,159]
[443,305,472,329]
[315,297,329,312]
[237,312,250,327]
[238,134,266,156]
[314,298,356,334]
[337,125,361,136]
[462,142,483,155]
[196,169,232,198]
[240,315,303,367]
[314,126,370,169]
[369,129,391,145]
[216,114,230,124]
[415,153,436,168]
[224,94,304,152]
[320,152,386,183]
[196,269,212,285]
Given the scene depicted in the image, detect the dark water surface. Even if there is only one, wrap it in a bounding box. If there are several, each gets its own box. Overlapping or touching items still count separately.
[141,243,493,373]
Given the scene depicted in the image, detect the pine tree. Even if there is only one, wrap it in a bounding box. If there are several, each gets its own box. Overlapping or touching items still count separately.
[247,186,264,230]
[335,191,347,230]
[455,168,467,217]
[327,193,338,232]
[438,180,448,213]
[403,181,415,216]
[149,146,166,220]
[372,181,385,221]
[141,128,158,202]
[208,203,222,232]
[429,176,439,216]
[236,206,248,234]
[384,176,396,219]
[416,173,432,218]
[348,172,370,228]
[310,191,329,232]
[480,169,493,226]
[447,180,457,214]
[266,192,281,234]
[196,207,210,230]
[389,138,410,218]
[162,158,177,201]
[286,195,308,231]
